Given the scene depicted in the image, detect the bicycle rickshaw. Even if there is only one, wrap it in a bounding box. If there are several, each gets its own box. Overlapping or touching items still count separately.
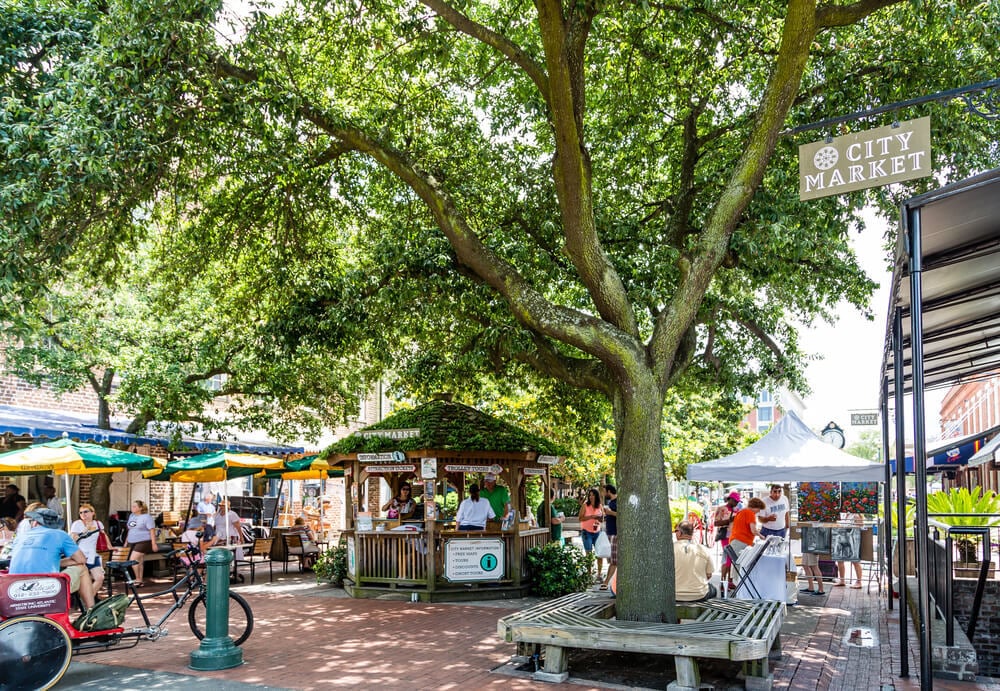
[0,547,254,691]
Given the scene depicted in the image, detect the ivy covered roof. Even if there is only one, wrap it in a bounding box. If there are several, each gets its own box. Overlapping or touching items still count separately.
[322,399,563,457]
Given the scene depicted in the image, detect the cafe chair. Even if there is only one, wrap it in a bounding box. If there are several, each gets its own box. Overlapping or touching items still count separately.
[282,533,319,573]
[236,537,274,584]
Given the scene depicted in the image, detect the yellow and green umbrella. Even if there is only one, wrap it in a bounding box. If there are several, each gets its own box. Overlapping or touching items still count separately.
[142,451,285,483]
[262,455,343,481]
[0,439,159,476]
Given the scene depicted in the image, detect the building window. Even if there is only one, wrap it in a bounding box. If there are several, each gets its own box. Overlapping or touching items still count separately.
[203,374,227,392]
[758,406,773,423]
[759,390,772,404]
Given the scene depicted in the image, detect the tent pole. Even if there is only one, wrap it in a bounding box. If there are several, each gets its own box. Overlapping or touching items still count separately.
[63,473,72,530]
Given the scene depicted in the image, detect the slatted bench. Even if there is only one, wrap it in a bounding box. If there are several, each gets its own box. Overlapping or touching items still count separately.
[498,591,784,690]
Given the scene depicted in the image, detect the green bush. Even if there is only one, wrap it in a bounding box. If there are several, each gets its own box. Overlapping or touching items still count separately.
[552,497,580,518]
[526,542,594,598]
[314,545,348,586]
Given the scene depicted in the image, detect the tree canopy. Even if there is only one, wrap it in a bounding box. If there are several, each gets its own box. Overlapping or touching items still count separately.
[3,0,998,621]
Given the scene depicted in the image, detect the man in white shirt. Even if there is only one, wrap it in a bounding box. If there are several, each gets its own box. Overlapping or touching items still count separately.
[673,520,716,602]
[44,485,63,521]
[759,484,789,538]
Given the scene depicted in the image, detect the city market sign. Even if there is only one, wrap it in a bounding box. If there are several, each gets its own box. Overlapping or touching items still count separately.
[355,428,420,440]
[799,117,931,200]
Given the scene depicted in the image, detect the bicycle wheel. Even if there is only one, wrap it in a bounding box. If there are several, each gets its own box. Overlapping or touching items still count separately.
[188,592,254,646]
[0,615,72,691]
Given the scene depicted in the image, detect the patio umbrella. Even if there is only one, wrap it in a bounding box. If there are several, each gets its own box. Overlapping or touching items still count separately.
[263,456,343,536]
[0,439,161,522]
[142,451,285,483]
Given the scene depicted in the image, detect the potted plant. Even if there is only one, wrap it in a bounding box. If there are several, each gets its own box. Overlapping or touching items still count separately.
[926,487,1000,577]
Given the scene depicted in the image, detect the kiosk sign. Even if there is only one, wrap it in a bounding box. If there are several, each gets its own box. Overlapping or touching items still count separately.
[444,539,505,582]
[799,117,931,200]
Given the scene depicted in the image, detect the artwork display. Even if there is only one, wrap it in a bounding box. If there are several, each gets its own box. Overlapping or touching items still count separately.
[831,527,862,561]
[801,526,831,554]
[797,482,841,522]
[840,482,879,515]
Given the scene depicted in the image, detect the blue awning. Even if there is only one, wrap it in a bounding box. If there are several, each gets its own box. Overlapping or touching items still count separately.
[889,425,1000,475]
[0,404,303,456]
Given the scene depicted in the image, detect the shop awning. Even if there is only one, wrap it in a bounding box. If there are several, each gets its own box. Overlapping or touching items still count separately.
[0,404,302,455]
[888,425,1000,474]
[968,433,1000,469]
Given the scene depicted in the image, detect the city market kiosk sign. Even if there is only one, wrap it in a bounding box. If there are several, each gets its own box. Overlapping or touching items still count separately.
[444,538,504,582]
[799,117,931,200]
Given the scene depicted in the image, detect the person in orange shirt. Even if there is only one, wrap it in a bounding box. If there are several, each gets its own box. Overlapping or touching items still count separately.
[728,497,765,559]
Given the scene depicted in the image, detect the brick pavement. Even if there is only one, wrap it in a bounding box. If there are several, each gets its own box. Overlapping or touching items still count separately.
[78,572,1000,690]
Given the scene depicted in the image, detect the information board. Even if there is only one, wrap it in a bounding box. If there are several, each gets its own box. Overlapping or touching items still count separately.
[444,538,505,582]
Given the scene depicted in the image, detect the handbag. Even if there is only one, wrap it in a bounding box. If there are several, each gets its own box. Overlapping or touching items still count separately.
[96,530,110,552]
[594,530,612,559]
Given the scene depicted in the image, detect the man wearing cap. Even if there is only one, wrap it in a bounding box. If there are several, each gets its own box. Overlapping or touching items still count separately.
[9,508,95,609]
[480,473,511,523]
[713,492,741,588]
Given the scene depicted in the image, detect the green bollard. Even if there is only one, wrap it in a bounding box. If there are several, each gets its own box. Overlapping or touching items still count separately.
[189,547,244,671]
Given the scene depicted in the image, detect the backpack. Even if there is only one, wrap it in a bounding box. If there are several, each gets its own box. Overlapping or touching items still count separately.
[72,594,130,632]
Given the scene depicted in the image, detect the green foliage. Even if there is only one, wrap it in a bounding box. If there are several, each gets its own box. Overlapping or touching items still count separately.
[314,545,348,586]
[552,497,580,518]
[669,503,687,531]
[525,542,595,598]
[926,487,1000,527]
[846,432,883,462]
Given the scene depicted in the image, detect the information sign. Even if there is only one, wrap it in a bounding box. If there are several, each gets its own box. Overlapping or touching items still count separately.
[523,467,547,476]
[443,464,503,475]
[421,457,437,479]
[536,455,559,465]
[444,539,505,582]
[347,537,356,576]
[365,464,416,474]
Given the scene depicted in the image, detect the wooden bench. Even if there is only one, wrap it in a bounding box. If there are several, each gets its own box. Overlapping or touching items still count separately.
[497,591,784,690]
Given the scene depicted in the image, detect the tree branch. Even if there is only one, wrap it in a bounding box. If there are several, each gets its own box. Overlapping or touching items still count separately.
[418,0,550,98]
[817,0,903,27]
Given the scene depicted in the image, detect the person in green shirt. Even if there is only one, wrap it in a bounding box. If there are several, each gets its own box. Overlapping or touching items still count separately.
[536,488,564,544]
[480,473,511,522]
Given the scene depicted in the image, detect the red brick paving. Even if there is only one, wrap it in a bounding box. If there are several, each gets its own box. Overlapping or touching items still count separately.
[84,574,1000,690]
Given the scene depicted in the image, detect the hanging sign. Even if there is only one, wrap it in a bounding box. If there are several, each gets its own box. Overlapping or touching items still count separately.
[443,464,503,475]
[799,116,931,200]
[850,412,879,426]
[523,467,547,476]
[365,464,416,474]
[536,455,559,465]
[358,452,395,462]
[444,538,505,582]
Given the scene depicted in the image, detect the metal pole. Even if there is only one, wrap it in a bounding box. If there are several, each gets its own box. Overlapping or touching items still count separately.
[893,306,910,678]
[908,205,933,689]
[189,548,243,670]
[881,376,893,611]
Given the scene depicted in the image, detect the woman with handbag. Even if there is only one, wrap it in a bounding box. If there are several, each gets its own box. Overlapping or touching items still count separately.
[70,503,111,594]
[578,488,605,580]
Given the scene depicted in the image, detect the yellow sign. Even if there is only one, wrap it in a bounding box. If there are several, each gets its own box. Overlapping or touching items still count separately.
[799,117,931,200]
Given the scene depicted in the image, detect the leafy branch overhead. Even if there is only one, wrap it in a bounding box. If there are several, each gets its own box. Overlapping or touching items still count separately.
[2,0,997,622]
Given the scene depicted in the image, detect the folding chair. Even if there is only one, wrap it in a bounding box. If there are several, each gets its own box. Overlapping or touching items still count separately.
[724,544,762,599]
[236,537,274,584]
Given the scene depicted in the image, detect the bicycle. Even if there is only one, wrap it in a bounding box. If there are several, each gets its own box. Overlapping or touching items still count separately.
[0,546,254,691]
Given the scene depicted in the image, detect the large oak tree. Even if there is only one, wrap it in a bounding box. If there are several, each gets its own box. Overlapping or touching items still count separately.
[3,0,998,621]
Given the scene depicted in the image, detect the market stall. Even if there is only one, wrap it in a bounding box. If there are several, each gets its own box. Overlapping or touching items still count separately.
[326,398,562,601]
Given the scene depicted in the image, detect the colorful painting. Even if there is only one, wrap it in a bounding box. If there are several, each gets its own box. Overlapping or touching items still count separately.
[840,482,878,515]
[797,482,840,522]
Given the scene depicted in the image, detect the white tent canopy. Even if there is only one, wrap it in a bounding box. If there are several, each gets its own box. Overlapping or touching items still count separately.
[686,410,885,483]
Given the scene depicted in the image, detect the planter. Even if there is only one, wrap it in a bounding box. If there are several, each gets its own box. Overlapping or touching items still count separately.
[892,537,917,577]
[955,560,995,579]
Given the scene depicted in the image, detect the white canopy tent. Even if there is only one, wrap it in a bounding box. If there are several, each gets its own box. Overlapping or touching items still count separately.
[686,410,885,483]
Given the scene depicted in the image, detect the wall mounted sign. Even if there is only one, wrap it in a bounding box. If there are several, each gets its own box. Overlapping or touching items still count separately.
[799,117,931,200]
[421,457,437,479]
[357,452,396,462]
[523,467,547,476]
[443,464,503,475]
[444,538,504,582]
[536,455,559,465]
[355,428,420,440]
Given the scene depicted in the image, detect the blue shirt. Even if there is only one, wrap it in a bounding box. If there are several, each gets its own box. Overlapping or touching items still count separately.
[9,526,80,574]
[605,498,617,536]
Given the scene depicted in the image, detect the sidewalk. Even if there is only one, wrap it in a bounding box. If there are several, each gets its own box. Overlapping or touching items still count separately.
[74,571,1000,690]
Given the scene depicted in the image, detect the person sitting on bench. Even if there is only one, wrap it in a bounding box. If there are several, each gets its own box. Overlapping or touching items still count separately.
[673,520,717,602]
[9,508,95,609]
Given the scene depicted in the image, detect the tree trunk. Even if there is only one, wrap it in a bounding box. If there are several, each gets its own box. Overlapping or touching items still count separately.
[89,473,113,525]
[613,379,675,623]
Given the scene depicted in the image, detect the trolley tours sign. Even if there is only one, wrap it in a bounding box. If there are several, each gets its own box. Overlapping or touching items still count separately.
[443,538,505,582]
[443,463,503,475]
[799,117,931,200]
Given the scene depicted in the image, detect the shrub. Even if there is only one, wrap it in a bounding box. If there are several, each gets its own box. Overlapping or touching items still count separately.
[552,497,580,518]
[314,545,348,586]
[526,542,594,598]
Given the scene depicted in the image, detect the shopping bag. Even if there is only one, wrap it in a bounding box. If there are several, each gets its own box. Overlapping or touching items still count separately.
[594,531,612,559]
